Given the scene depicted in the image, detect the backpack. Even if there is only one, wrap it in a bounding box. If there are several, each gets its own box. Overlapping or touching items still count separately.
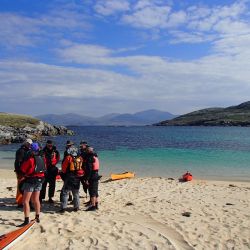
[69,156,83,172]
[34,155,46,174]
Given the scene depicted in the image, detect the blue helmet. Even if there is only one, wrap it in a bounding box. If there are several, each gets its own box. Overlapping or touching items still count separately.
[31,142,39,152]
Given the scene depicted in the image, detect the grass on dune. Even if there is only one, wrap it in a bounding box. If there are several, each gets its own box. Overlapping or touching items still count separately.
[0,112,40,128]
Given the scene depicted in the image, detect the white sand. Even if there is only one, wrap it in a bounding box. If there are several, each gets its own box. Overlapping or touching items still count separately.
[0,170,249,250]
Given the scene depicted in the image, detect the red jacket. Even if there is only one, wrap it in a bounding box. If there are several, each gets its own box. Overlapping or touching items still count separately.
[44,152,60,167]
[20,156,45,178]
[43,146,60,167]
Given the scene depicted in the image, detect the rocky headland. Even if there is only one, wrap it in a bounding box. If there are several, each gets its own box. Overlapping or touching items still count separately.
[0,113,74,144]
[154,101,250,126]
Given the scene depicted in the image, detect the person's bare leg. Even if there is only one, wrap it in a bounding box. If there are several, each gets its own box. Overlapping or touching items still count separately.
[31,191,41,222]
[23,191,32,217]
[17,191,32,226]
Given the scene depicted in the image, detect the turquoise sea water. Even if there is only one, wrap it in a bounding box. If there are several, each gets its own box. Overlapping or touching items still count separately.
[0,126,250,181]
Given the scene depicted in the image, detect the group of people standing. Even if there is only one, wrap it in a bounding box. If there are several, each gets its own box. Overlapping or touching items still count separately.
[14,138,100,226]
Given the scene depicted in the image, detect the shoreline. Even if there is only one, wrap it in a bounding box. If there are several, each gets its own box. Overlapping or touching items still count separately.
[0,168,249,183]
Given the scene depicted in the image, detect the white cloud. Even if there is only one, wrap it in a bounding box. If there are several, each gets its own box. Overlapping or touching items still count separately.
[57,36,250,81]
[122,1,185,29]
[58,43,167,67]
[215,1,247,18]
[212,33,250,56]
[54,35,250,111]
[122,5,171,28]
[2,1,250,115]
[171,1,250,52]
[187,1,248,32]
[213,19,250,35]
[58,44,112,64]
[92,0,250,49]
[94,0,130,16]
[169,31,216,44]
[40,9,89,30]
[134,0,154,10]
[186,6,211,21]
[133,0,170,10]
[2,1,249,53]
[0,13,40,47]
[167,11,187,27]
[0,5,90,48]
[2,31,250,114]
[0,61,137,99]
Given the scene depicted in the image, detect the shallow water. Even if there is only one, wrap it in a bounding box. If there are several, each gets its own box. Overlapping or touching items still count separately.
[1,126,250,181]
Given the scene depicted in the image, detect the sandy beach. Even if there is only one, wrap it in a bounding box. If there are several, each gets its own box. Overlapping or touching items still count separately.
[0,169,249,250]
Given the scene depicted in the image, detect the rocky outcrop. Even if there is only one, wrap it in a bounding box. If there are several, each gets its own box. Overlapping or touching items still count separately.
[154,101,250,127]
[0,121,74,145]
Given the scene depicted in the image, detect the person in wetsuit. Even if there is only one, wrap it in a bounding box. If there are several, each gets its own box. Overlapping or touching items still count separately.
[85,147,100,211]
[58,146,84,213]
[14,138,33,207]
[40,140,60,203]
[18,143,46,226]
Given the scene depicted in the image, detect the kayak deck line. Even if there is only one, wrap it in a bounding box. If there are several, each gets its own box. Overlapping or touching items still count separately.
[0,220,36,250]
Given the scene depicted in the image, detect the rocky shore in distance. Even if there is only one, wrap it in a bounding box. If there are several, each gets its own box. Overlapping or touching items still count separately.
[0,121,74,145]
[154,101,250,127]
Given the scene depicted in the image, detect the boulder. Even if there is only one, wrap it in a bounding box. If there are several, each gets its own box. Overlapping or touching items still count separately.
[0,121,74,145]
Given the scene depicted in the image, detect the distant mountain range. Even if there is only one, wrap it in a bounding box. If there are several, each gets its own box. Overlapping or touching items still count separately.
[36,110,177,126]
[155,101,250,126]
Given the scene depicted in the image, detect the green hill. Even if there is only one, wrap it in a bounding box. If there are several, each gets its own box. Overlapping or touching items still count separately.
[0,112,74,144]
[155,101,250,126]
[0,112,40,128]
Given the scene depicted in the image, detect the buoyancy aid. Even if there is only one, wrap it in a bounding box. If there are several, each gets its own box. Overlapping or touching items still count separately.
[92,156,99,171]
[62,155,84,176]
[43,146,59,167]
[50,152,58,166]
[69,156,83,172]
[20,154,45,178]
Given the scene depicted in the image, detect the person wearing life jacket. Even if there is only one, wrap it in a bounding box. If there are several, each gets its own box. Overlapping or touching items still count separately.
[58,146,83,213]
[60,140,75,183]
[14,138,33,208]
[40,140,60,203]
[79,140,88,166]
[18,142,46,227]
[79,141,89,195]
[59,140,75,202]
[62,140,74,163]
[85,146,100,211]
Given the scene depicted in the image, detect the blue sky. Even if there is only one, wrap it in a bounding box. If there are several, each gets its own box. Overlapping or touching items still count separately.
[1,0,250,116]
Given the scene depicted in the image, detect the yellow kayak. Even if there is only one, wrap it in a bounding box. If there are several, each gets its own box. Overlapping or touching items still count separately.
[111,172,135,180]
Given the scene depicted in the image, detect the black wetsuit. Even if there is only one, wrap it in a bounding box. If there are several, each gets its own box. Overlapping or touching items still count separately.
[40,146,60,200]
[85,152,99,197]
[79,148,88,193]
